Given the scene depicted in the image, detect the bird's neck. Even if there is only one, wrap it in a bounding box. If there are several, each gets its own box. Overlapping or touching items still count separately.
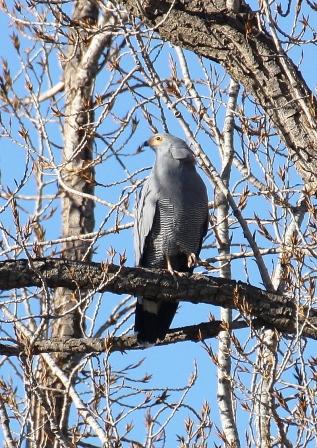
[155,157,193,176]
[153,158,195,194]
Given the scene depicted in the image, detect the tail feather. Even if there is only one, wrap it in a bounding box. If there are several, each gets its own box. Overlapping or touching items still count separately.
[135,253,191,344]
[135,299,178,343]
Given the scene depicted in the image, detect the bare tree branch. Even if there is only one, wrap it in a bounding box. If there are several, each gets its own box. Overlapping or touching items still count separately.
[0,320,251,357]
[216,78,240,446]
[0,258,316,339]
[0,396,16,448]
[122,0,317,182]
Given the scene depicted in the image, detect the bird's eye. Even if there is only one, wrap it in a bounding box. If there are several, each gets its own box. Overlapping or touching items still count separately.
[155,136,162,142]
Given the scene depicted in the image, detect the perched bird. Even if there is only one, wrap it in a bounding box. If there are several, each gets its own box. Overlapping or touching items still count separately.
[134,133,209,343]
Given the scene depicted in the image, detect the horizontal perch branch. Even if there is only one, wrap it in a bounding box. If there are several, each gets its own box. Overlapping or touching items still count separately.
[0,258,316,339]
[0,320,250,357]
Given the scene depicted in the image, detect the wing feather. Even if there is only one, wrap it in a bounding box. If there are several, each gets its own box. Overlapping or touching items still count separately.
[134,176,158,266]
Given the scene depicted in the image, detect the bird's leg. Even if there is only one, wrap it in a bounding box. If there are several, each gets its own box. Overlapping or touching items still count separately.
[166,256,182,289]
[166,256,187,282]
[187,252,197,269]
[166,255,176,277]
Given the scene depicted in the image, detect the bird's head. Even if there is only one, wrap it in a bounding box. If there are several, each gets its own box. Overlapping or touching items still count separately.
[143,133,195,162]
[144,134,165,148]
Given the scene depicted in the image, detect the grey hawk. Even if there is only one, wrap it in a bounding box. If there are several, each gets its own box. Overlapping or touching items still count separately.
[134,133,208,343]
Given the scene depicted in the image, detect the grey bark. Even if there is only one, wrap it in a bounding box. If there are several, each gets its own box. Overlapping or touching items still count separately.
[256,205,305,447]
[216,79,240,446]
[0,396,16,448]
[31,2,98,446]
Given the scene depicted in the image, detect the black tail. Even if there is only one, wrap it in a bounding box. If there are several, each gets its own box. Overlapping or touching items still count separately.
[135,253,190,343]
[135,299,178,344]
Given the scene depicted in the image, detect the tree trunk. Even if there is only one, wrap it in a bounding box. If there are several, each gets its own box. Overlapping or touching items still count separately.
[216,79,241,447]
[30,2,97,445]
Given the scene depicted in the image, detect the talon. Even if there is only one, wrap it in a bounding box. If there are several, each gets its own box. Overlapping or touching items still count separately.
[175,271,187,277]
[187,253,197,268]
[166,256,182,288]
[166,256,186,276]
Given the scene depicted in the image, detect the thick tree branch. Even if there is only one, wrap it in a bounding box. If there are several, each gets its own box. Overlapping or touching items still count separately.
[1,258,317,339]
[0,320,250,357]
[122,0,317,182]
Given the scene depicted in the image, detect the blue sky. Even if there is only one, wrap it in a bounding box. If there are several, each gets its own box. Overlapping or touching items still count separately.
[1,1,317,446]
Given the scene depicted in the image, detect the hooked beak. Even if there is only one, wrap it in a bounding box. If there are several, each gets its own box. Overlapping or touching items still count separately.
[136,139,150,153]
